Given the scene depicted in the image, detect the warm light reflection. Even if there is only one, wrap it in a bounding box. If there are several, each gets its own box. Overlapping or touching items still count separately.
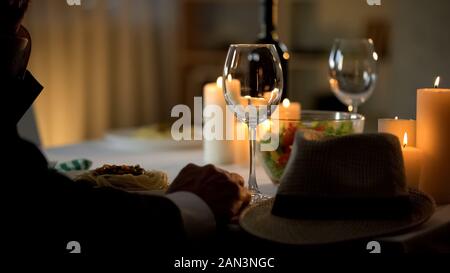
[329,78,337,89]
[227,74,233,82]
[262,120,272,131]
[337,51,344,71]
[403,132,408,148]
[395,116,399,120]
[282,98,291,108]
[283,52,290,60]
[264,88,279,103]
[216,77,223,89]
[348,105,354,112]
[373,52,379,61]
[434,76,441,88]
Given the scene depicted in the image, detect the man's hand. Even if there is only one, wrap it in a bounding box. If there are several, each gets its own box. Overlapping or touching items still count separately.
[167,164,251,224]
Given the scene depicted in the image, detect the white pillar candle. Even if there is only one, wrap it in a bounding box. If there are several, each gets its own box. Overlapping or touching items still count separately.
[234,121,250,167]
[401,133,423,189]
[378,117,416,147]
[224,76,243,105]
[203,77,235,165]
[417,77,450,204]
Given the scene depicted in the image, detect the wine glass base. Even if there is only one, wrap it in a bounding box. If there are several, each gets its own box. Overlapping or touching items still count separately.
[250,192,272,204]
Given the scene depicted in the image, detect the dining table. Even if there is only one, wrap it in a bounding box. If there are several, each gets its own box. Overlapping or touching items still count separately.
[44,137,450,254]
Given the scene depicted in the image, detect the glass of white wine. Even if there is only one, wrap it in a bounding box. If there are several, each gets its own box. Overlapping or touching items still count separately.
[223,44,283,202]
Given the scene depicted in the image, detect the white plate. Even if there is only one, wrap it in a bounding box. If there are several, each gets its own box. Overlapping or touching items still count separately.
[105,127,202,152]
[64,171,167,195]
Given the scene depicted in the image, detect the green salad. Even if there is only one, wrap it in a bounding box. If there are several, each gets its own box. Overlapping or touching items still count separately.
[260,120,354,183]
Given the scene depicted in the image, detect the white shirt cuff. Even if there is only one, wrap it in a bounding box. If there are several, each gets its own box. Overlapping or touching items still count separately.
[166,191,216,239]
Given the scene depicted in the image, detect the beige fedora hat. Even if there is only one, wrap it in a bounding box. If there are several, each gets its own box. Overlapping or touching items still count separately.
[240,133,435,245]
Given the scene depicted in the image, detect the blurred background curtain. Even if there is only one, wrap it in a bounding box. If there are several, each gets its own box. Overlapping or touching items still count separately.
[24,0,161,147]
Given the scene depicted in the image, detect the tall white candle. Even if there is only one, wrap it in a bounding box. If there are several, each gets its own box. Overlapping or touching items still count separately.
[203,77,235,165]
[417,77,450,204]
[234,121,250,167]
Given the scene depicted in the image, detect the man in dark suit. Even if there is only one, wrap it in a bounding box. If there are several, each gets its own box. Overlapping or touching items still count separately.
[3,0,250,258]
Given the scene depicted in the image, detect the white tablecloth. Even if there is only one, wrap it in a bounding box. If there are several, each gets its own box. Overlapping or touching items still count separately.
[45,140,278,197]
[45,140,450,253]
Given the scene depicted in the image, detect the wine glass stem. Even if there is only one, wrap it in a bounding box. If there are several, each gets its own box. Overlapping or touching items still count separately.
[248,125,259,193]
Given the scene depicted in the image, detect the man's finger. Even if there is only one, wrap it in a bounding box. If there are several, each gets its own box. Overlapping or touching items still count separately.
[230,172,245,186]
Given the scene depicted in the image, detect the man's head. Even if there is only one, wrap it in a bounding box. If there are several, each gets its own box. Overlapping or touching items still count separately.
[1,0,31,79]
[1,0,30,35]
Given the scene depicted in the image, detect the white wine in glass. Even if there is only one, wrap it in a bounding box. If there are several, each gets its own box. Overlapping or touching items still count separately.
[223,44,283,202]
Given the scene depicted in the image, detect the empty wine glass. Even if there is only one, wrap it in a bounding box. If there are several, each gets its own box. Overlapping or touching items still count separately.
[223,44,283,202]
[329,38,378,113]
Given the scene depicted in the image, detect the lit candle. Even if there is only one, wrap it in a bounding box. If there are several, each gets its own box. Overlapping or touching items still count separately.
[234,121,250,167]
[378,116,416,147]
[277,99,301,120]
[225,76,243,105]
[417,76,450,204]
[239,95,268,107]
[401,132,423,189]
[203,77,235,164]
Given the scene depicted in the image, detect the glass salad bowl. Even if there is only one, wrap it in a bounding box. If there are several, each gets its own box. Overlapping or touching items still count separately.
[257,110,365,184]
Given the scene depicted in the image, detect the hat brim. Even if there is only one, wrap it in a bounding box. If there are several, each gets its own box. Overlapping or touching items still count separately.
[239,189,435,246]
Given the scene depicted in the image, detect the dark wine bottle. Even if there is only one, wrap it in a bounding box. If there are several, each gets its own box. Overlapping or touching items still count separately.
[256,0,290,100]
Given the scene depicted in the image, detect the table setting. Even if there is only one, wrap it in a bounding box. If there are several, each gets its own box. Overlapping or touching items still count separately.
[44,38,450,254]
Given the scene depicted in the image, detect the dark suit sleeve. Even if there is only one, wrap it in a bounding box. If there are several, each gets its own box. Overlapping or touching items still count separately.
[52,172,187,255]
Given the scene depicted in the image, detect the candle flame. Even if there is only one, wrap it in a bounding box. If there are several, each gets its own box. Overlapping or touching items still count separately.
[282,98,291,108]
[216,77,223,89]
[403,132,408,148]
[434,76,440,88]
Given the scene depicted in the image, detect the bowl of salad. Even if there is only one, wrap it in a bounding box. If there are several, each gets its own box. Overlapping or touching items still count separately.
[258,110,365,184]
